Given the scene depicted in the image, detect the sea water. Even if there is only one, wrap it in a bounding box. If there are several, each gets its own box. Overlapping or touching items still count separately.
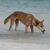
[0,0,50,32]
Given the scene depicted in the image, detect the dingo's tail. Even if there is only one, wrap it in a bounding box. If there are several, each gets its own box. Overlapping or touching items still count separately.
[4,16,10,24]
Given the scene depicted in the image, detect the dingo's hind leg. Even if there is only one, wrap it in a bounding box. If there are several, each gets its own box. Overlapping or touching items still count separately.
[15,19,19,31]
[9,20,14,31]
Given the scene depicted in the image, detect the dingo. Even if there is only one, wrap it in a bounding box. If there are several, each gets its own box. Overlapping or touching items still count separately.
[4,11,45,33]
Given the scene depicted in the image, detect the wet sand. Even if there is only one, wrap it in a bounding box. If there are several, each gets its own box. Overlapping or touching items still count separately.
[0,30,50,50]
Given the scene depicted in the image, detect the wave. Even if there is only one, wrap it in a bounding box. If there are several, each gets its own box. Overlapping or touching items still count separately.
[15,0,50,1]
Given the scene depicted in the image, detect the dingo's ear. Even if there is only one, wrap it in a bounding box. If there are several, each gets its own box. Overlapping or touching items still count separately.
[41,19,44,23]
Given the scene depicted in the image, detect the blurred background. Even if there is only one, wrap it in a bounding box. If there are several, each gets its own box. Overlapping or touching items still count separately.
[0,0,50,32]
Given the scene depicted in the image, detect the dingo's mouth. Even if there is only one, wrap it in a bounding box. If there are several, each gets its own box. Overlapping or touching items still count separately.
[41,29,45,34]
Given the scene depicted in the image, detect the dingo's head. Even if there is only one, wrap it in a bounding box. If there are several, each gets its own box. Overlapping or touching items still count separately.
[32,19,45,33]
[37,20,45,33]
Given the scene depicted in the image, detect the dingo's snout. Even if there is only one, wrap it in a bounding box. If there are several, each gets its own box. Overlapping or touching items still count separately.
[41,29,45,34]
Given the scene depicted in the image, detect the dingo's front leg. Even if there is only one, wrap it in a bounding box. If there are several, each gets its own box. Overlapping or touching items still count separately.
[30,25,34,32]
[25,25,28,33]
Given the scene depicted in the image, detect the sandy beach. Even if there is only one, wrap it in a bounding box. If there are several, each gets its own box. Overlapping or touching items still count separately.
[0,30,50,50]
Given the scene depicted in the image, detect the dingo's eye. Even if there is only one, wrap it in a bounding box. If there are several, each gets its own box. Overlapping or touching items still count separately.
[40,26,43,27]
